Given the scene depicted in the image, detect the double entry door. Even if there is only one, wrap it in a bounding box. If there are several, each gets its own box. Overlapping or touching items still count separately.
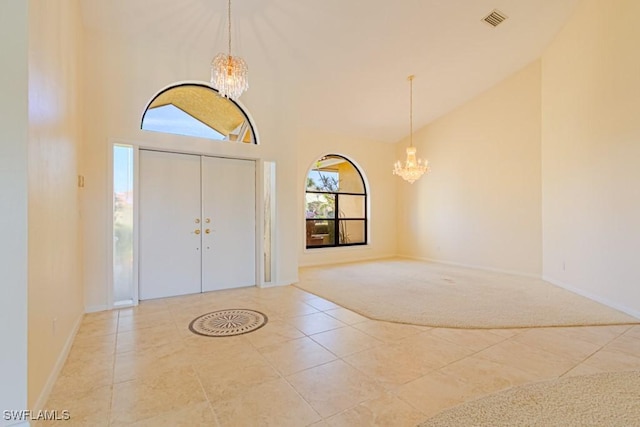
[139,150,256,300]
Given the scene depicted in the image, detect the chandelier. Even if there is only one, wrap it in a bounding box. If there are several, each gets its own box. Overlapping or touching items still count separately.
[393,75,430,184]
[211,0,248,100]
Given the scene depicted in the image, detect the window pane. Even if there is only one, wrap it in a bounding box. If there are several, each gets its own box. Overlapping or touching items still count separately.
[306,155,364,194]
[306,169,339,192]
[338,194,365,218]
[264,161,276,283]
[142,104,225,140]
[306,220,335,246]
[335,159,364,194]
[306,193,336,218]
[339,220,365,244]
[113,145,134,305]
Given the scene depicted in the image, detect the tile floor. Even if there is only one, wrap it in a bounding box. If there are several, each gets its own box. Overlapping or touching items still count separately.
[37,285,640,426]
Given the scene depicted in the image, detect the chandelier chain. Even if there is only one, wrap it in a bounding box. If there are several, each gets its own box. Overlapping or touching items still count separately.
[227,0,232,56]
[409,75,414,147]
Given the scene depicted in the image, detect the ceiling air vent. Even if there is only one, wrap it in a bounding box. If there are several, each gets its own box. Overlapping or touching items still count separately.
[483,9,508,27]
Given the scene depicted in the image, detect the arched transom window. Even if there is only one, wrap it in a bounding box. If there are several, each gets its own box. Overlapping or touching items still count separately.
[305,155,367,248]
[141,83,257,144]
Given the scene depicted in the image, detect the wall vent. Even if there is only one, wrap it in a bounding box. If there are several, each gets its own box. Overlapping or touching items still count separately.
[483,9,508,27]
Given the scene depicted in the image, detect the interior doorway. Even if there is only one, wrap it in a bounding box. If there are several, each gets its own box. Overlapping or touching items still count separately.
[139,149,256,300]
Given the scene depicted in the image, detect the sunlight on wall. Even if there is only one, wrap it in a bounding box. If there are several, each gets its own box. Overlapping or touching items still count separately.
[541,0,640,316]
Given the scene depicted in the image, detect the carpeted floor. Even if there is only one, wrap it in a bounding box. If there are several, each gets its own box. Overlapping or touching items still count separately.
[296,258,639,329]
[418,371,640,426]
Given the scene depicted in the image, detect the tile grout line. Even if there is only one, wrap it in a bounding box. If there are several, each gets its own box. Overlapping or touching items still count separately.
[241,311,325,424]
[106,309,121,427]
[261,300,394,423]
[558,324,637,377]
[188,352,224,427]
[350,329,530,415]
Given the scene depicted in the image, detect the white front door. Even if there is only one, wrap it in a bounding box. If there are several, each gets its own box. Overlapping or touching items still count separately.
[202,156,256,291]
[139,150,256,300]
[139,150,202,299]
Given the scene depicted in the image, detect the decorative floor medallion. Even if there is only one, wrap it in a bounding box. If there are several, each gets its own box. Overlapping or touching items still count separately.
[189,309,268,337]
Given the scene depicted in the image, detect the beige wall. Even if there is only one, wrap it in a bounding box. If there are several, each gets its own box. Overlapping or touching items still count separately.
[27,0,85,407]
[0,1,29,421]
[298,131,397,266]
[397,61,543,276]
[541,0,640,315]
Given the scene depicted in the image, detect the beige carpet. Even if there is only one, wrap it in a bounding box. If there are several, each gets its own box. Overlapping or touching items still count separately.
[296,258,639,328]
[419,371,640,426]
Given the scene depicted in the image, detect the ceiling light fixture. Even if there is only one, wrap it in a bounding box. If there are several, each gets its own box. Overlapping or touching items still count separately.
[211,0,248,100]
[393,75,430,184]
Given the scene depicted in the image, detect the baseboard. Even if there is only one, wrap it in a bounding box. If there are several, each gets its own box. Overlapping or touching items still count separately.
[84,304,108,313]
[399,254,542,279]
[298,253,397,268]
[259,280,296,288]
[31,311,84,412]
[543,275,640,319]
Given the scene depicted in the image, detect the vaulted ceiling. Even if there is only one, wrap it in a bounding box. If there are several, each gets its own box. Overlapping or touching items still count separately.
[81,0,580,143]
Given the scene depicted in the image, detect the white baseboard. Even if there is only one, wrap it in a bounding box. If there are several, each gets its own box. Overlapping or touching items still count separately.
[399,254,542,279]
[31,311,84,412]
[298,253,397,268]
[543,275,640,320]
[259,280,295,288]
[84,304,108,313]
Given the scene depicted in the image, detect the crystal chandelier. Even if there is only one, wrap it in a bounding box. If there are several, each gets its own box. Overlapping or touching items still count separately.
[393,75,430,184]
[211,0,248,100]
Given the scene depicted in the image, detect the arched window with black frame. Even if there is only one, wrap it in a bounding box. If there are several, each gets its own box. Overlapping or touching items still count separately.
[141,82,257,144]
[305,155,367,248]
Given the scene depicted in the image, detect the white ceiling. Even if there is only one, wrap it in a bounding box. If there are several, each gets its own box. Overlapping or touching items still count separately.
[81,0,580,143]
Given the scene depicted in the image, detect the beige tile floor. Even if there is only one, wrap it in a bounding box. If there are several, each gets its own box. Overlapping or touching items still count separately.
[37,285,640,426]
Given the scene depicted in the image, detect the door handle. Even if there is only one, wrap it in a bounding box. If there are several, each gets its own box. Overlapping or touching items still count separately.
[205,229,211,234]
[194,229,201,235]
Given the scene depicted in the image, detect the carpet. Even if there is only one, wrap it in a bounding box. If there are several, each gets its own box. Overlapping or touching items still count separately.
[296,258,639,328]
[419,371,640,426]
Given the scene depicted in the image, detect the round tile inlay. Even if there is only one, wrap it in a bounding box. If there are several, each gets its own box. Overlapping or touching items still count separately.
[189,309,268,337]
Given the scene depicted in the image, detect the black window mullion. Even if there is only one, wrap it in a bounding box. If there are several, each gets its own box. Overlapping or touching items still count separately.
[335,193,340,246]
[306,190,365,196]
[364,194,368,241]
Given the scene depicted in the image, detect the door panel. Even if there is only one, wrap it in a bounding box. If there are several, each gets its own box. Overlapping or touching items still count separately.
[201,156,256,291]
[139,150,202,299]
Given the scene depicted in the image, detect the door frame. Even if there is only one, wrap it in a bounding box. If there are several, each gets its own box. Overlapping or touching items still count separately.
[108,139,270,308]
